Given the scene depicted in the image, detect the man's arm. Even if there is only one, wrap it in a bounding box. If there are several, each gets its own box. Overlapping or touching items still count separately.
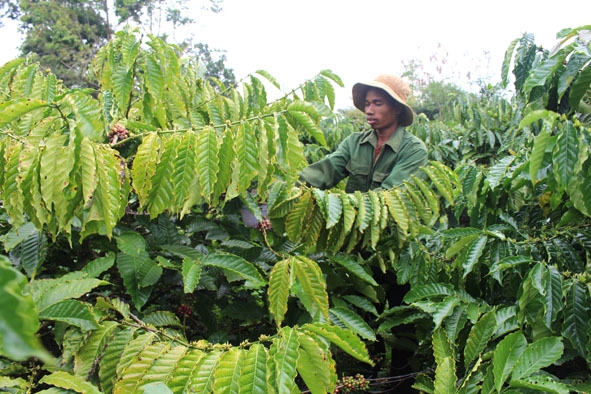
[299,136,354,190]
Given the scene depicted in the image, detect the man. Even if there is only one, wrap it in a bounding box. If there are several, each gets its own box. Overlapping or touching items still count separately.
[299,74,427,192]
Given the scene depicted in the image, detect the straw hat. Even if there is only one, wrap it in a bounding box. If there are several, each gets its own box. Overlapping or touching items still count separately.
[352,74,414,127]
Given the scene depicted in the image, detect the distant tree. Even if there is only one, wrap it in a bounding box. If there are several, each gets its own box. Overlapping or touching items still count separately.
[0,0,234,88]
[18,0,108,88]
[190,42,236,86]
[0,0,19,25]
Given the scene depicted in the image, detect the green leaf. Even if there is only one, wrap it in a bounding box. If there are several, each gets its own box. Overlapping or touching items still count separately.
[529,122,552,184]
[486,156,515,190]
[445,233,479,259]
[297,332,335,394]
[238,344,268,393]
[81,145,129,238]
[501,38,520,87]
[569,63,591,111]
[315,73,336,109]
[112,65,134,111]
[403,283,455,303]
[0,377,27,390]
[0,257,49,361]
[116,251,161,310]
[511,337,564,381]
[75,320,120,377]
[99,326,137,393]
[432,329,457,394]
[182,258,203,294]
[114,331,158,380]
[81,255,116,278]
[461,235,488,278]
[142,382,174,394]
[383,189,409,234]
[38,299,99,331]
[143,311,182,328]
[432,296,461,330]
[292,256,329,321]
[39,135,71,224]
[303,323,372,364]
[510,373,571,394]
[464,311,496,369]
[213,128,235,203]
[213,347,245,394]
[39,371,101,394]
[10,226,47,280]
[329,306,376,341]
[62,93,103,140]
[488,256,532,285]
[235,122,258,194]
[268,259,291,327]
[342,295,378,317]
[115,342,170,393]
[493,332,528,392]
[288,108,326,147]
[331,255,378,286]
[95,297,130,320]
[116,230,148,257]
[167,348,205,393]
[0,99,47,127]
[3,143,25,228]
[324,192,342,229]
[191,351,222,393]
[432,327,453,362]
[518,109,558,129]
[202,253,265,288]
[144,53,164,98]
[3,221,38,252]
[171,131,198,212]
[132,133,161,208]
[159,244,203,260]
[196,126,219,202]
[410,176,440,222]
[354,191,372,233]
[422,163,454,205]
[553,121,580,189]
[271,327,300,393]
[285,190,314,243]
[147,135,178,219]
[562,281,590,356]
[568,158,591,217]
[255,69,281,89]
[28,276,108,312]
[541,265,563,328]
[523,56,563,95]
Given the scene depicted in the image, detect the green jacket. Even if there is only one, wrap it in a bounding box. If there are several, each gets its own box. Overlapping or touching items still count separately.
[299,128,427,193]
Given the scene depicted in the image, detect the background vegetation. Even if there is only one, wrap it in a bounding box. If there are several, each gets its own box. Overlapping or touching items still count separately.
[0,6,591,393]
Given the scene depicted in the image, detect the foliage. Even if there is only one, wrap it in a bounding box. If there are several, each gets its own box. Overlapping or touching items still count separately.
[1,0,232,89]
[2,24,591,394]
[0,27,367,393]
[18,0,109,88]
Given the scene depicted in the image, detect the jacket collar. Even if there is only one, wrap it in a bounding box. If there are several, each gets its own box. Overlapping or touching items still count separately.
[360,127,405,152]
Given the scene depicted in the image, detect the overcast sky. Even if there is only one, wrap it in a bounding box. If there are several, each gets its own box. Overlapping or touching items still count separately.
[191,0,590,108]
[1,0,590,109]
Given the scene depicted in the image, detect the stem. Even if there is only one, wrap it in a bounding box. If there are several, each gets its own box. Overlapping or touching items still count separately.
[127,312,192,348]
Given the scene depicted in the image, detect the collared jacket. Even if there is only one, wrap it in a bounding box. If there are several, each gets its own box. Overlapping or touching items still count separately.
[299,127,428,193]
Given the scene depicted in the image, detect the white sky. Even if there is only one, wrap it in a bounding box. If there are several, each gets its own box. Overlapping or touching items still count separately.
[1,0,590,109]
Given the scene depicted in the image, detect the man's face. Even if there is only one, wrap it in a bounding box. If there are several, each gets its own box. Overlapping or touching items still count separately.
[364,88,399,132]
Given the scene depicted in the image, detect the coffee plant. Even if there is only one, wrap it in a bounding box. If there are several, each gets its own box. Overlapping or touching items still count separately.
[1,24,591,393]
